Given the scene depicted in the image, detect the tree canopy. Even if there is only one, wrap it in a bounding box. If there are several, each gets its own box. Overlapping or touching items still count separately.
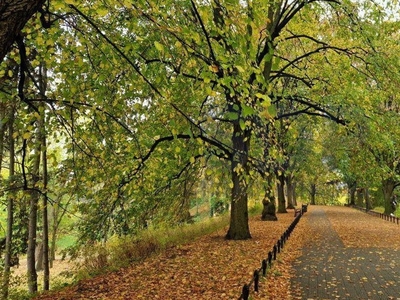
[2,0,400,295]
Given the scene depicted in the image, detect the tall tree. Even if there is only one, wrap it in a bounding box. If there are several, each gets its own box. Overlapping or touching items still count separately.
[35,0,357,240]
[1,105,15,299]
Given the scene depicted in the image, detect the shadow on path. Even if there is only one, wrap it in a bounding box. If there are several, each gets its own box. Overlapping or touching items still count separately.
[291,208,400,300]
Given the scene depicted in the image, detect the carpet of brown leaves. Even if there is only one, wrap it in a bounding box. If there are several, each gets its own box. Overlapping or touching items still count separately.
[34,210,308,300]
[325,206,400,249]
[34,205,399,300]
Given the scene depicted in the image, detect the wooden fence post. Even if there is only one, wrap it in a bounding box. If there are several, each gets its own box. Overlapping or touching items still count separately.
[254,270,259,292]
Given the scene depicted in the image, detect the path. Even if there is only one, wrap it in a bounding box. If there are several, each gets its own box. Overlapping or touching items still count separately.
[291,207,400,300]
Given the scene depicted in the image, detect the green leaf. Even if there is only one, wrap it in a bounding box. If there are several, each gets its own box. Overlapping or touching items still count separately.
[226,112,239,120]
[154,41,164,52]
[239,119,246,130]
[255,93,270,101]
[267,105,277,118]
[242,105,254,117]
[235,65,245,72]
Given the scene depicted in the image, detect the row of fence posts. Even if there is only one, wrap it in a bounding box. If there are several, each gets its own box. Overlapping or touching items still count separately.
[238,204,308,300]
[353,205,400,225]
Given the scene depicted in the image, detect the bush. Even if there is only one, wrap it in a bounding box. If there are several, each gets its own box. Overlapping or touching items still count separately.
[77,214,230,275]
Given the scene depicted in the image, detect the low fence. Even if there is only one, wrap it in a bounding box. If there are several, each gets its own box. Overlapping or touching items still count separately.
[352,205,400,225]
[238,204,307,300]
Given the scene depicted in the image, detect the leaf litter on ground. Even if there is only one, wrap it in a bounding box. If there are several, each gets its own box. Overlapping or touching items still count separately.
[34,205,400,299]
[34,210,309,300]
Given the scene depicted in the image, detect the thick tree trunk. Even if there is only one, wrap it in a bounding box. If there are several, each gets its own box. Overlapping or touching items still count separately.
[382,179,396,215]
[356,188,364,207]
[0,0,45,62]
[348,182,356,206]
[286,174,295,209]
[292,181,297,206]
[365,188,371,210]
[310,183,316,205]
[226,123,251,240]
[277,174,287,213]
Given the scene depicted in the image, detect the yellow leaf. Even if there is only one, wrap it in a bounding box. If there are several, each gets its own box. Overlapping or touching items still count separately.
[154,41,164,52]
[235,65,245,72]
[190,157,195,164]
[209,64,219,73]
[97,7,108,17]
[23,132,31,139]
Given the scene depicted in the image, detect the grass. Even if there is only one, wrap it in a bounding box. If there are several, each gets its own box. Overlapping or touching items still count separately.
[2,202,263,297]
[77,212,232,277]
[78,203,263,278]
[372,206,400,217]
[56,235,77,250]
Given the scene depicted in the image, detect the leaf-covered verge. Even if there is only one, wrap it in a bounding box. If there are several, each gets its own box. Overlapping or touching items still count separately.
[30,205,400,300]
[32,210,305,300]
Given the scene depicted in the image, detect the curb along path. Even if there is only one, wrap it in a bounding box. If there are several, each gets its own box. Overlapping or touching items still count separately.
[291,207,400,299]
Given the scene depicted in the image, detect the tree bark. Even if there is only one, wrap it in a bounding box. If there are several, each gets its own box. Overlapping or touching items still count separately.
[286,174,295,209]
[310,183,316,205]
[277,173,287,213]
[1,106,15,299]
[42,117,50,290]
[27,134,41,294]
[0,0,45,62]
[39,65,50,290]
[382,179,396,215]
[225,122,251,240]
[356,188,364,207]
[348,181,356,206]
[365,188,371,210]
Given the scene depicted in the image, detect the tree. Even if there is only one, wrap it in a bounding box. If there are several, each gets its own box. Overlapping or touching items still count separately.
[1,105,15,299]
[0,0,45,62]
[21,0,358,241]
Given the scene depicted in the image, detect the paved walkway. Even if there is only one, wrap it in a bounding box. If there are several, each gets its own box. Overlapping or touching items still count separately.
[291,208,400,300]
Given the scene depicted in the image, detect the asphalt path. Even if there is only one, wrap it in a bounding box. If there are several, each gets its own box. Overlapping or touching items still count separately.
[291,208,400,300]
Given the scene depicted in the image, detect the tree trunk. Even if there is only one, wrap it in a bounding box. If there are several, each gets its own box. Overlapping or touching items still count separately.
[0,103,5,171]
[42,126,50,290]
[286,174,295,209]
[277,174,287,213]
[225,122,251,240]
[50,194,68,267]
[365,188,371,210]
[356,188,364,207]
[35,242,44,272]
[348,181,356,205]
[0,0,45,62]
[27,136,41,293]
[50,206,58,267]
[292,181,297,207]
[310,183,316,205]
[39,67,50,290]
[382,179,396,215]
[1,107,14,299]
